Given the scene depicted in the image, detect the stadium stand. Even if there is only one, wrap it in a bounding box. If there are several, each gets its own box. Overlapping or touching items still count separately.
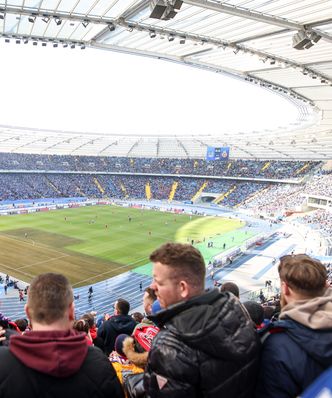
[0,153,320,178]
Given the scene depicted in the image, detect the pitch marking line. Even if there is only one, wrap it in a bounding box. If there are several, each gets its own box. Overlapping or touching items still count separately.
[16,254,70,270]
[0,233,72,257]
[0,261,35,278]
[71,256,149,287]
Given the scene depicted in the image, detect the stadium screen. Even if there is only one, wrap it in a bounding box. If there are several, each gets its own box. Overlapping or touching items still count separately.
[206,146,230,161]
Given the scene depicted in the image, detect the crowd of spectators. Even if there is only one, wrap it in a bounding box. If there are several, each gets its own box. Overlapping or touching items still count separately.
[301,174,332,198]
[0,248,331,398]
[242,184,304,214]
[297,209,332,237]
[242,174,332,215]
[0,152,319,179]
[0,173,268,206]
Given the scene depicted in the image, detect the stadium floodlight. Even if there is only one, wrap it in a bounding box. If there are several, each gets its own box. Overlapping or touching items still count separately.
[42,42,47,46]
[70,43,75,49]
[310,31,322,43]
[53,42,58,47]
[80,44,86,49]
[16,39,21,44]
[168,34,175,42]
[82,20,89,28]
[179,36,186,44]
[23,38,29,44]
[108,22,116,31]
[304,40,314,49]
[32,41,37,46]
[28,15,36,23]
[4,38,10,43]
[292,30,311,50]
[149,30,156,38]
[42,16,50,23]
[150,0,183,20]
[63,43,68,48]
[0,13,4,19]
[54,16,62,26]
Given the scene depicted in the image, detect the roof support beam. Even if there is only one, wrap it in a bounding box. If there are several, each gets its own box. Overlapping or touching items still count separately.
[182,0,302,30]
[120,0,149,20]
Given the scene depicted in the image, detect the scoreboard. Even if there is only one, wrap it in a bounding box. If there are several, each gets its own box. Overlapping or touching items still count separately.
[206,146,230,161]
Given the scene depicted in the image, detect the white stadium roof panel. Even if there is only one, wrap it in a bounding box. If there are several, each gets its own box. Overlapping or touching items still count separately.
[0,0,331,159]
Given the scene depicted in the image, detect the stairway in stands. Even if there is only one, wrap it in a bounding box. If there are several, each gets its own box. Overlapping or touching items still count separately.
[120,182,129,199]
[93,177,105,194]
[145,182,152,200]
[44,176,62,195]
[296,162,309,175]
[168,181,178,201]
[213,185,237,204]
[260,161,270,172]
[191,181,207,202]
[235,185,270,208]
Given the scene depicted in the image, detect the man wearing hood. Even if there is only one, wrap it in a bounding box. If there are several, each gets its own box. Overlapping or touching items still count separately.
[0,273,124,398]
[98,298,136,355]
[144,242,260,398]
[255,254,332,398]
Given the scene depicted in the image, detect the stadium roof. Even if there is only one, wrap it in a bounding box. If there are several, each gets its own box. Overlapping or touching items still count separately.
[0,0,331,160]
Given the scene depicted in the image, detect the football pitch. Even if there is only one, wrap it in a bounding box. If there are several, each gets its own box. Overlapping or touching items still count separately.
[0,205,255,286]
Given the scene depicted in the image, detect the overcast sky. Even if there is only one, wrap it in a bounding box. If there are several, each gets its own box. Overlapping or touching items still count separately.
[0,42,299,136]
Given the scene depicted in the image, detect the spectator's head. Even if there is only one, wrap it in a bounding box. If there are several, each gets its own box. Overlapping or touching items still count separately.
[262,305,275,321]
[82,313,95,328]
[114,298,130,315]
[143,287,157,315]
[278,254,327,307]
[150,242,205,308]
[25,273,74,330]
[243,301,264,327]
[73,319,89,334]
[220,282,240,298]
[0,313,9,329]
[131,312,144,323]
[115,334,130,357]
[14,318,28,332]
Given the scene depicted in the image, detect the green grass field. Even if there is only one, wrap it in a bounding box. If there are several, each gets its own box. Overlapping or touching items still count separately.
[0,205,255,286]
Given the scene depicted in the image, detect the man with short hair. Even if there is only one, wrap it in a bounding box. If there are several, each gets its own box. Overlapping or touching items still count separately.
[98,298,136,355]
[122,287,159,368]
[255,254,332,398]
[220,281,240,298]
[0,273,124,398]
[144,242,260,398]
[143,287,157,316]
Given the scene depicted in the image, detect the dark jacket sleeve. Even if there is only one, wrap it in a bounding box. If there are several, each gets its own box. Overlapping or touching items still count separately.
[85,347,125,398]
[97,322,105,340]
[144,330,199,398]
[125,373,146,398]
[255,333,300,398]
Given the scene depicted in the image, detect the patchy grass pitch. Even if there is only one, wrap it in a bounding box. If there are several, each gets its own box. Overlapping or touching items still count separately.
[0,205,251,286]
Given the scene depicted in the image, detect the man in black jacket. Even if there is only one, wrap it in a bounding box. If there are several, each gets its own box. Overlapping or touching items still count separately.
[0,273,124,398]
[144,242,260,398]
[98,298,137,355]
